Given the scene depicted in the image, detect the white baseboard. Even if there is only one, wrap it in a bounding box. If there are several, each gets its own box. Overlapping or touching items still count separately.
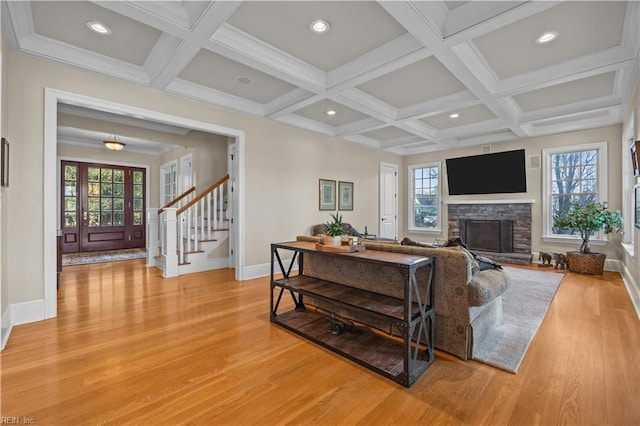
[1,307,11,351]
[1,299,46,350]
[620,262,640,320]
[243,259,299,281]
[11,299,45,326]
[178,257,229,275]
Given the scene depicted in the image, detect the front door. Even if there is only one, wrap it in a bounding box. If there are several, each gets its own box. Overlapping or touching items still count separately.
[61,161,146,253]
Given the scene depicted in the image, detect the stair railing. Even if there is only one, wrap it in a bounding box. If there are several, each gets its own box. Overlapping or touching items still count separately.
[158,186,196,214]
[173,174,230,266]
[157,186,196,255]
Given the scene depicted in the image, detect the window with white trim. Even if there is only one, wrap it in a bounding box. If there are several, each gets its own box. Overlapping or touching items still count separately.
[408,163,440,232]
[542,142,608,242]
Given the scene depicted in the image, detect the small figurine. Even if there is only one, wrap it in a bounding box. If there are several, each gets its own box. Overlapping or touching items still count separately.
[539,252,552,266]
[552,252,568,270]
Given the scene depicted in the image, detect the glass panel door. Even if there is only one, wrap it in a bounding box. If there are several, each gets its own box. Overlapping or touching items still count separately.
[61,161,146,253]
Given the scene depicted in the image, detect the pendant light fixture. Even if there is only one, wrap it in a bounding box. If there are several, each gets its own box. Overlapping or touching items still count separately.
[103,134,125,151]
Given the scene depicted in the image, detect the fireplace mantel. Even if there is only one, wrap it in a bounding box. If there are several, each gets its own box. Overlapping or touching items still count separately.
[445,199,535,205]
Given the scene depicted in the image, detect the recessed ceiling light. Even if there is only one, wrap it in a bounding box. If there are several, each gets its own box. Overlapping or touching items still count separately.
[236,76,254,85]
[310,19,330,34]
[449,113,460,119]
[326,110,337,116]
[87,21,111,35]
[535,31,559,44]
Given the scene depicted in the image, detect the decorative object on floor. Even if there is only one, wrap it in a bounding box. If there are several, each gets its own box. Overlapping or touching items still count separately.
[319,179,336,211]
[62,248,146,266]
[553,202,622,274]
[338,181,353,211]
[472,267,563,373]
[552,253,568,270]
[538,252,552,267]
[322,212,344,247]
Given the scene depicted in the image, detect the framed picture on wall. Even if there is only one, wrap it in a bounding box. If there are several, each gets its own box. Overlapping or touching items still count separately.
[338,181,353,211]
[319,179,336,211]
[1,138,8,187]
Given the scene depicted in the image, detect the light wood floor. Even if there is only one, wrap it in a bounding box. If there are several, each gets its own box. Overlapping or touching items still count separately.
[1,260,639,425]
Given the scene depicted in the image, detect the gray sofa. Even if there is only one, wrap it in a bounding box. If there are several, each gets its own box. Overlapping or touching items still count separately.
[296,235,511,360]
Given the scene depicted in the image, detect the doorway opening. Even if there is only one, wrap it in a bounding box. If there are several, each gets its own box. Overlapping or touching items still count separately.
[44,88,246,320]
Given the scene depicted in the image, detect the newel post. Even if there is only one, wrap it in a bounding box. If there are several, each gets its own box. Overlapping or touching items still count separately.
[146,208,159,267]
[163,208,179,278]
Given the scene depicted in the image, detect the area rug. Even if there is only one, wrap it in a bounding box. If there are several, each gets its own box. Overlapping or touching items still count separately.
[62,248,147,266]
[471,266,564,373]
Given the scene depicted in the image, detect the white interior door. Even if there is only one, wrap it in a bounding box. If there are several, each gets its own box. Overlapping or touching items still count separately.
[160,161,178,206]
[379,162,398,239]
[180,153,194,193]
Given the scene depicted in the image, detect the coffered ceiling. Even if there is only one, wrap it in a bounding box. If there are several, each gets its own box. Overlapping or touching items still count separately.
[3,1,639,155]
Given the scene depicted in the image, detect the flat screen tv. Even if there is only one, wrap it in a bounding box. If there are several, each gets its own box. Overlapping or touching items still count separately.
[446,149,527,195]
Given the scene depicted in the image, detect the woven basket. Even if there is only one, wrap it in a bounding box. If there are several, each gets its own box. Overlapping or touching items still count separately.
[566,251,606,275]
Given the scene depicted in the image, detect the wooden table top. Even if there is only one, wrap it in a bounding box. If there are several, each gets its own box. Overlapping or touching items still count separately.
[272,240,432,267]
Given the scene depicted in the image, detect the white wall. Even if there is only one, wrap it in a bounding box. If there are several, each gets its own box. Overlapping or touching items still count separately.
[5,51,400,308]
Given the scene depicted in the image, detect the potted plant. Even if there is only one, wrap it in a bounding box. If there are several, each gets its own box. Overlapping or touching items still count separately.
[322,212,344,247]
[553,201,623,274]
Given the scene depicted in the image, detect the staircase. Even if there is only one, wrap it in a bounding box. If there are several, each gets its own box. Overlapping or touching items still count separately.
[147,174,231,277]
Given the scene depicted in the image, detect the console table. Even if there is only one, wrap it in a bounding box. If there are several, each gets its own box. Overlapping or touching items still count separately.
[270,241,435,387]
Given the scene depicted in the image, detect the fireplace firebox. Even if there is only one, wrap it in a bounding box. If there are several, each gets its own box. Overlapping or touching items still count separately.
[460,219,513,253]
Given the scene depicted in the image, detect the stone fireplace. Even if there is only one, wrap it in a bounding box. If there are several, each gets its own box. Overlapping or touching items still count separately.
[448,202,532,264]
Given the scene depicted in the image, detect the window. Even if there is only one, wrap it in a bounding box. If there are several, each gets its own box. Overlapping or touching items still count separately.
[542,142,608,242]
[408,163,440,232]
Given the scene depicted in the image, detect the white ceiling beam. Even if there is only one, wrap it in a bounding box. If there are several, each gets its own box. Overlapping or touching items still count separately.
[494,46,637,97]
[21,34,150,85]
[274,115,335,138]
[327,33,428,89]
[397,91,478,121]
[91,1,191,38]
[332,89,398,123]
[442,1,528,39]
[166,79,265,118]
[150,1,242,89]
[442,1,560,46]
[335,117,386,138]
[518,95,621,124]
[522,108,620,138]
[438,119,506,139]
[264,89,320,119]
[206,24,327,92]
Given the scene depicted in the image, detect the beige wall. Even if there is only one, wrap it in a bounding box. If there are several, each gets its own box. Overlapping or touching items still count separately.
[6,51,400,305]
[403,125,623,259]
[622,79,640,303]
[158,130,228,196]
[1,11,8,323]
